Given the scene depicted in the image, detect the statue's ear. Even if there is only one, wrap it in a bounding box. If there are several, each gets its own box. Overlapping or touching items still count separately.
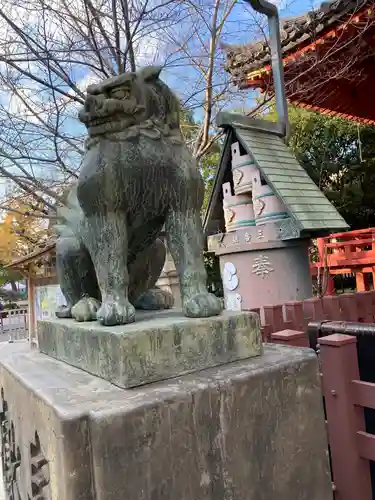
[138,66,163,82]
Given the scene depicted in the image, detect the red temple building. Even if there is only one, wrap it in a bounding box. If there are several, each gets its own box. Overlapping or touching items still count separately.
[225,0,375,124]
[225,0,375,293]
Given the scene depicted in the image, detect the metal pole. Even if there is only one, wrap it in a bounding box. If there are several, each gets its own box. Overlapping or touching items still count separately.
[244,0,289,137]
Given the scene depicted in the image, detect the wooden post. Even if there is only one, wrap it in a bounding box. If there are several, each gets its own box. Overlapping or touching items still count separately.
[303,297,325,321]
[319,334,372,500]
[322,295,341,320]
[284,301,305,331]
[271,329,309,347]
[317,237,325,264]
[338,293,358,322]
[28,274,36,346]
[355,291,374,323]
[263,305,284,335]
[356,272,366,293]
[326,276,335,296]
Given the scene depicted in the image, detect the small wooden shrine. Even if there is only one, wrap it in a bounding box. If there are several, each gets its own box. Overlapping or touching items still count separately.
[225,0,375,124]
[204,112,348,311]
[5,242,58,344]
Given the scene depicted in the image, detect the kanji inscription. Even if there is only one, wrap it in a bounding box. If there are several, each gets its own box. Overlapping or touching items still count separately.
[232,234,239,245]
[252,255,274,278]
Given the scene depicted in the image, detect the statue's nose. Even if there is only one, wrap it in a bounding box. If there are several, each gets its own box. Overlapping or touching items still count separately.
[85,94,104,113]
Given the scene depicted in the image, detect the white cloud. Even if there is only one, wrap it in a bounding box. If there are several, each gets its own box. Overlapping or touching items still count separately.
[76,73,102,93]
[135,35,166,67]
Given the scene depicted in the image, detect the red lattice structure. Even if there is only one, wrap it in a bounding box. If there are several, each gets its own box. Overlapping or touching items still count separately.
[311,228,375,294]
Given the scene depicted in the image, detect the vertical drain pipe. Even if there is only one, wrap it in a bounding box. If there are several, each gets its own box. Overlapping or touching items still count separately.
[244,0,289,138]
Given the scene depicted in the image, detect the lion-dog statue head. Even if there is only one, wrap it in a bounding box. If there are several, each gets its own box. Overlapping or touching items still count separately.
[78,66,183,149]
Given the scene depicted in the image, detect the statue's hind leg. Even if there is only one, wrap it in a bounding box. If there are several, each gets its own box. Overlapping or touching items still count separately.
[55,236,100,319]
[129,238,174,310]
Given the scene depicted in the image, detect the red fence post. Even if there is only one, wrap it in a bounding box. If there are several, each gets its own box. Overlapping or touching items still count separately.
[319,334,372,500]
[368,291,375,322]
[271,330,309,347]
[303,297,325,321]
[263,305,284,335]
[338,294,358,322]
[355,292,374,323]
[322,295,341,321]
[326,276,335,296]
[284,301,305,331]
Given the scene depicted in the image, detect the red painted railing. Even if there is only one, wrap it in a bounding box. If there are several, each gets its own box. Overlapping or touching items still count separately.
[268,298,375,499]
[252,290,375,344]
[318,334,374,500]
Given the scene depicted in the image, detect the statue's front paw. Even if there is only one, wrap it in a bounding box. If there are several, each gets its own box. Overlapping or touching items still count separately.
[183,292,222,318]
[97,298,136,326]
[71,297,101,322]
[134,288,174,310]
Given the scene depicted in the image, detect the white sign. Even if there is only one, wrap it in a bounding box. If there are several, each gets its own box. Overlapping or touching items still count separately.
[34,285,66,321]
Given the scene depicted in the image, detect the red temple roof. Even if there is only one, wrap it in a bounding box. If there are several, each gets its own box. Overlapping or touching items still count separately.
[225,0,375,124]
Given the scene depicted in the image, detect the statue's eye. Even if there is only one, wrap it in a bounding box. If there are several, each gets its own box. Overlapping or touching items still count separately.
[110,88,130,99]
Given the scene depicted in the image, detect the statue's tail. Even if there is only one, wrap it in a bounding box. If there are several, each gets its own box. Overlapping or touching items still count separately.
[54,184,83,237]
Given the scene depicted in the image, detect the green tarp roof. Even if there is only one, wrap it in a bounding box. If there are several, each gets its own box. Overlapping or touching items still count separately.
[203,113,349,236]
[235,125,348,233]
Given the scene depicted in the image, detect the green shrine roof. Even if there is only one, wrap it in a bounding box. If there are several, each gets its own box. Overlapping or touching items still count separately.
[203,113,349,237]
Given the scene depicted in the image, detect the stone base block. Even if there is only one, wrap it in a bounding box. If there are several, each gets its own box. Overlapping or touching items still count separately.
[0,342,332,500]
[37,310,262,388]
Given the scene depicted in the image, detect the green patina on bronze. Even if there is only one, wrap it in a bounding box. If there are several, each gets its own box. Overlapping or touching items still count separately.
[55,66,222,326]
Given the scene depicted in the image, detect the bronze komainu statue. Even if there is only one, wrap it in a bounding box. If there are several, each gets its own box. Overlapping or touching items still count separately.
[55,66,222,326]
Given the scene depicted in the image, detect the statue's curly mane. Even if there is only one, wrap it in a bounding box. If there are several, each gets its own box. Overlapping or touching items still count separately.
[142,76,181,132]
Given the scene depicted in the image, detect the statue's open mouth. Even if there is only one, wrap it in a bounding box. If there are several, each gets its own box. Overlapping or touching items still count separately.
[85,116,136,138]
[79,98,140,129]
[87,117,112,127]
[82,110,132,128]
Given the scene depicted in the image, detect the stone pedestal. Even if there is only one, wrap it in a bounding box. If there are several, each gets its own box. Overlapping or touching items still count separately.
[0,341,332,500]
[37,310,262,388]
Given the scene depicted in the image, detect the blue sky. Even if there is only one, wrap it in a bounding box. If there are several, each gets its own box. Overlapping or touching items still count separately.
[163,0,319,121]
[0,0,320,200]
[61,0,318,144]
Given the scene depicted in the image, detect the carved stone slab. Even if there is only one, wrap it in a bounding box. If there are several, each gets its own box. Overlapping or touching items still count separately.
[37,310,262,388]
[0,342,332,500]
